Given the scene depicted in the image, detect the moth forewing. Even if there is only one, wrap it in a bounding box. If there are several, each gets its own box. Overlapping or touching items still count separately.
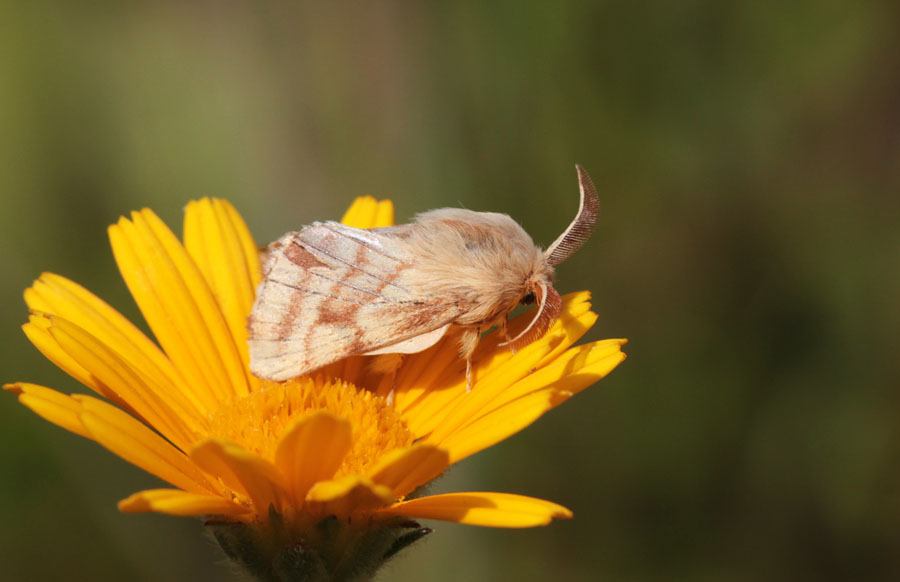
[247,165,600,389]
[248,221,466,381]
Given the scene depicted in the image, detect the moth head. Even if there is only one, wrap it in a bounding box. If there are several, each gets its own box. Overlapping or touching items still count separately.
[500,165,599,351]
[501,280,562,351]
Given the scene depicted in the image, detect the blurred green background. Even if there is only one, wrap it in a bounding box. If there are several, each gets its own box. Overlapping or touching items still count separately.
[1,2,898,580]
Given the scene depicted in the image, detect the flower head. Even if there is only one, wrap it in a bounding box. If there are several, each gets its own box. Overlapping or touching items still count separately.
[6,197,626,579]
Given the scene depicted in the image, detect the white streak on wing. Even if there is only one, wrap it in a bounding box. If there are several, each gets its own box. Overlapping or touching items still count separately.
[297,235,409,294]
[315,221,391,252]
[268,274,389,304]
[321,222,385,249]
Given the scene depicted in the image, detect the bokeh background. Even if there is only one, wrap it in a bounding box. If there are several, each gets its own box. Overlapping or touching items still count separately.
[1,2,898,580]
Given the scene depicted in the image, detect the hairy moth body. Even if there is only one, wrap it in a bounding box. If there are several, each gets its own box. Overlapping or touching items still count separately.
[248,165,600,384]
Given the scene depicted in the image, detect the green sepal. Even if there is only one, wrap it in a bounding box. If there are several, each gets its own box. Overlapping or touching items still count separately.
[207,509,431,582]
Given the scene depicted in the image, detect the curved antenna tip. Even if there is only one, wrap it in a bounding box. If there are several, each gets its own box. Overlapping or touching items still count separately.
[544,165,600,267]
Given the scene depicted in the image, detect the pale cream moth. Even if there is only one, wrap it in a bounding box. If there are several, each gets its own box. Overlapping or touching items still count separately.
[248,165,600,387]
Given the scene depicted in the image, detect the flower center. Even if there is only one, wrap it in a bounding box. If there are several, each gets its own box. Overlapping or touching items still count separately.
[206,377,413,477]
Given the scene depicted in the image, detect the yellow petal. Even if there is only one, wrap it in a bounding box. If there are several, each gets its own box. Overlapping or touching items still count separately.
[183,199,261,392]
[221,199,263,290]
[392,333,465,412]
[24,273,192,410]
[6,383,90,439]
[434,391,557,464]
[139,208,252,397]
[421,336,558,443]
[340,197,395,229]
[373,200,395,228]
[396,294,594,417]
[109,210,247,407]
[379,492,572,528]
[39,315,134,413]
[367,444,449,498]
[535,291,598,366]
[191,439,287,516]
[22,318,98,395]
[453,339,627,437]
[449,292,591,374]
[75,395,215,495]
[108,220,218,410]
[118,488,250,516]
[395,321,560,420]
[500,339,627,405]
[305,475,393,517]
[45,314,198,449]
[274,411,352,505]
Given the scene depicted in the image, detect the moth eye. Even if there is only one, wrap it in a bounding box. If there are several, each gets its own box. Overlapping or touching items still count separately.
[520,292,536,305]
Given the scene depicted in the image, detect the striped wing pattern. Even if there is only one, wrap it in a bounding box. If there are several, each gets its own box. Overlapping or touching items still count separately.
[249,222,461,381]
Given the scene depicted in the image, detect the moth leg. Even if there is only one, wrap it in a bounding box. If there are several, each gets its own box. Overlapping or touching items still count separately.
[499,317,511,342]
[370,354,404,405]
[498,317,519,354]
[459,327,481,392]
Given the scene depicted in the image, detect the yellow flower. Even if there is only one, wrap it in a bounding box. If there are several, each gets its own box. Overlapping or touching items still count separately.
[5,197,626,578]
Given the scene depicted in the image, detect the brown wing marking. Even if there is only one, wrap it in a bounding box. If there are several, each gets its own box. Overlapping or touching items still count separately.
[249,222,463,381]
[294,223,413,299]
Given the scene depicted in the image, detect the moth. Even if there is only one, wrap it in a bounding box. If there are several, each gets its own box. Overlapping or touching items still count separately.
[248,165,600,386]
